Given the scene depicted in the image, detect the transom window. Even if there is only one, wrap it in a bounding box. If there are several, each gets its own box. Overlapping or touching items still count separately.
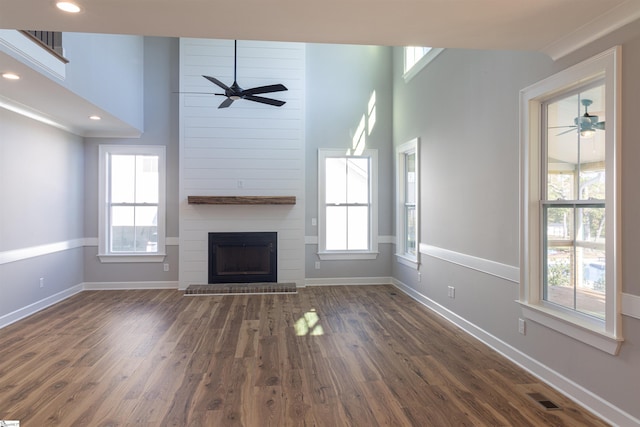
[318,149,378,260]
[98,145,166,262]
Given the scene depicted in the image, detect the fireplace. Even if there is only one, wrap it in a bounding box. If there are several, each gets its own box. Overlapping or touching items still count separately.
[208,232,277,284]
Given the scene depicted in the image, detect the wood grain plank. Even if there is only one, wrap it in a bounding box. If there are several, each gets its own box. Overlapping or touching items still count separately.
[0,286,610,426]
[187,196,296,205]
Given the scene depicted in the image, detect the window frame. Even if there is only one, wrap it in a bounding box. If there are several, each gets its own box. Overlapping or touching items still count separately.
[395,138,419,269]
[403,46,444,82]
[519,46,622,355]
[317,148,378,260]
[98,144,167,263]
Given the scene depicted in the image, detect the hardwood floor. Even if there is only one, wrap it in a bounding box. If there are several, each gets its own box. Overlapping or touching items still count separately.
[0,285,609,426]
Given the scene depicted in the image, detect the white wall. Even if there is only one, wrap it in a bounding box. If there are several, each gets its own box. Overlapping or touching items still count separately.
[178,39,306,289]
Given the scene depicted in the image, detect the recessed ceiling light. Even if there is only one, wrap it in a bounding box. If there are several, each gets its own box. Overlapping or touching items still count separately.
[56,1,81,13]
[89,115,101,120]
[2,72,20,80]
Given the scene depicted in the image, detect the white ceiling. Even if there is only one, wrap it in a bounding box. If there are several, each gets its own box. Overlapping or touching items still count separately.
[1,0,640,136]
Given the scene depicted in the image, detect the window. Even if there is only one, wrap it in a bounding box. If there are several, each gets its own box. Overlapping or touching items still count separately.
[318,149,378,260]
[98,145,166,263]
[403,46,444,82]
[396,139,419,268]
[520,47,622,354]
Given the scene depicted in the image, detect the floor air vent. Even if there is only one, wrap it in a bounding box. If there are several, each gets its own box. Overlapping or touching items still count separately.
[527,392,562,411]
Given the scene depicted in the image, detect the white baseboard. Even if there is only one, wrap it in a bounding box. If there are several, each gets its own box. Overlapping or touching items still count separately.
[83,281,179,290]
[305,276,393,287]
[0,283,84,329]
[391,278,640,427]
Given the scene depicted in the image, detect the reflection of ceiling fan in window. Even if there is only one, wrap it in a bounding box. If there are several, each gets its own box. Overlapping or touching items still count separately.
[551,99,605,137]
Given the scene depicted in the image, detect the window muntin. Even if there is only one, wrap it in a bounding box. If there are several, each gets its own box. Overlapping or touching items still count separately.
[98,145,166,262]
[542,84,606,319]
[318,149,378,260]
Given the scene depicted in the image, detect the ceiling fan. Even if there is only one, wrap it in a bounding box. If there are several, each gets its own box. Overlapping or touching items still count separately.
[552,98,605,137]
[202,40,288,109]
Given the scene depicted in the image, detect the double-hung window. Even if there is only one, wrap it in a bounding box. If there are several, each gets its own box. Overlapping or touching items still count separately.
[396,139,419,268]
[318,149,378,260]
[520,47,622,354]
[98,145,166,262]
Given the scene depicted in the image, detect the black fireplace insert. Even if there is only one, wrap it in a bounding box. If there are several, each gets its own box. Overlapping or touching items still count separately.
[208,232,277,284]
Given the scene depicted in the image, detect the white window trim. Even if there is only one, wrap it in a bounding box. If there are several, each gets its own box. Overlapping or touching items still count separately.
[519,46,623,355]
[403,47,445,82]
[98,145,167,263]
[395,138,419,269]
[318,148,378,261]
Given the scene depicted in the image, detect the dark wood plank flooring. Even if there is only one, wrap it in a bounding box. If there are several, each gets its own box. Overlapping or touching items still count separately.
[0,285,609,426]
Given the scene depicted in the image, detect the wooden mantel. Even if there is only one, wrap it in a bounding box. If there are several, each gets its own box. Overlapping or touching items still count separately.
[187,196,296,205]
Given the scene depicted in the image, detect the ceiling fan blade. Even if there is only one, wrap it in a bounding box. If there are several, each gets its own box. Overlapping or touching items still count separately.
[242,84,288,96]
[173,91,218,95]
[203,75,231,91]
[244,95,286,107]
[218,98,234,108]
[594,121,605,130]
[556,127,577,136]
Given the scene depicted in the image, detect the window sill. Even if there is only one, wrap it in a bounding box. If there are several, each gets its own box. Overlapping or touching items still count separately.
[395,254,419,270]
[98,253,166,263]
[318,251,378,261]
[517,301,623,355]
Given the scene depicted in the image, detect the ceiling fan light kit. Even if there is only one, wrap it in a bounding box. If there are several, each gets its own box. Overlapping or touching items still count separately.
[202,40,288,109]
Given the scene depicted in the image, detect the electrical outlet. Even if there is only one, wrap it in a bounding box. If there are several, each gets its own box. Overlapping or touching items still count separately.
[518,318,526,335]
[418,272,421,282]
[311,218,317,226]
[447,286,455,298]
[39,277,44,288]
[237,180,244,188]
[315,261,320,269]
[163,263,169,272]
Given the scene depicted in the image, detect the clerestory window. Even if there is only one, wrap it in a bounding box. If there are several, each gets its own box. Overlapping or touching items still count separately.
[403,46,444,82]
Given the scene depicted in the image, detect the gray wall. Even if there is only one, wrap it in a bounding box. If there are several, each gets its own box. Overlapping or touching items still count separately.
[0,108,84,318]
[63,33,144,131]
[392,21,640,420]
[83,36,179,284]
[305,43,394,279]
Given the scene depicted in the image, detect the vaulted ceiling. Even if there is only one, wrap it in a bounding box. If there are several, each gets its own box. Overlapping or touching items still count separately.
[1,0,640,136]
[2,0,640,58]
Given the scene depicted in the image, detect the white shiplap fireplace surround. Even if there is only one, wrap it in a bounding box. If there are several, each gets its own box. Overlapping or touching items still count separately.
[178,39,305,290]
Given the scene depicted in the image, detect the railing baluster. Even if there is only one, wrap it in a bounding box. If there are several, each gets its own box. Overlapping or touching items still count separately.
[21,30,67,62]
